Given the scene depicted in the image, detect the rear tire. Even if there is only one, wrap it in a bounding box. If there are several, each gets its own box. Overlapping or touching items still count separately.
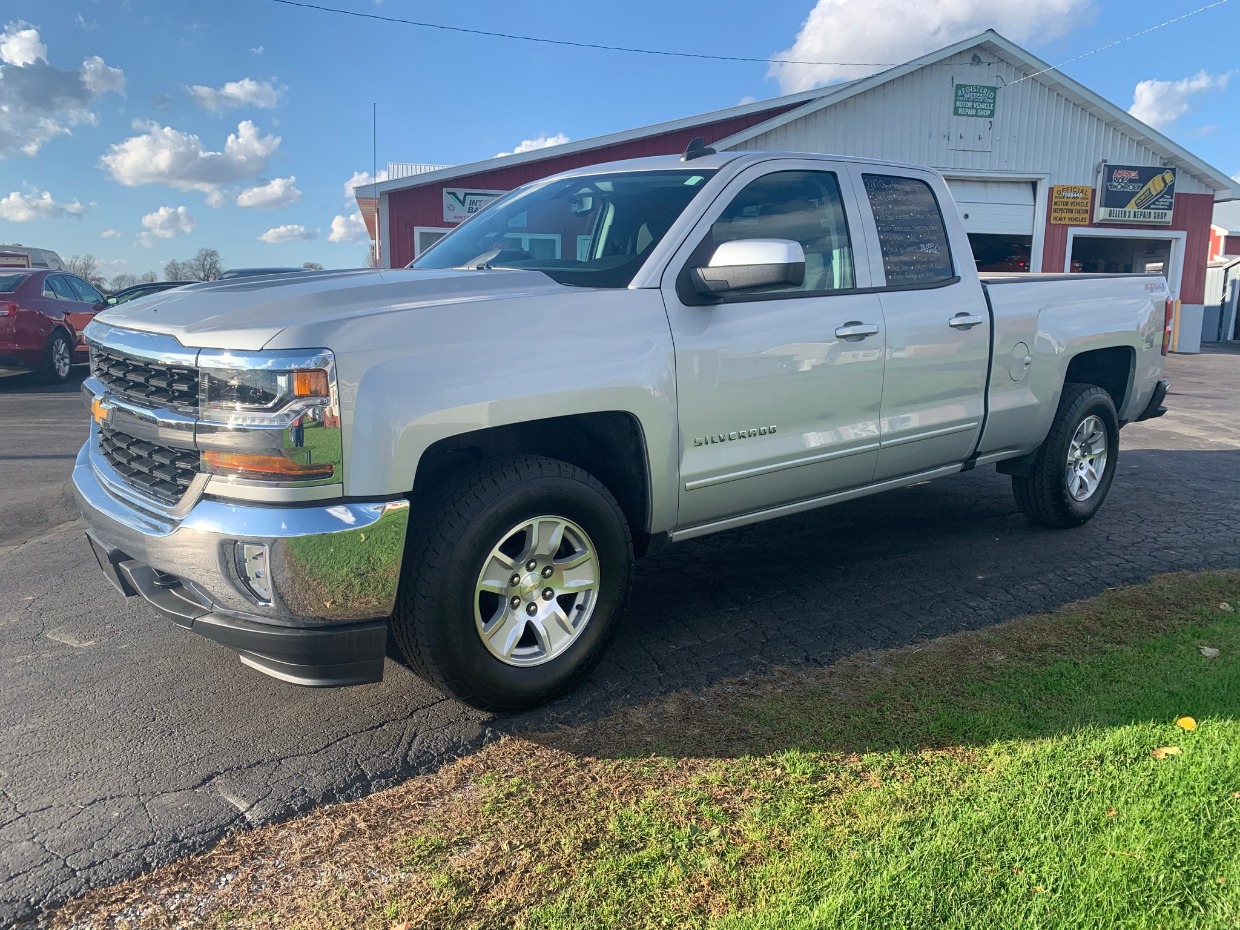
[1012,382,1119,528]
[41,330,72,385]
[392,455,633,711]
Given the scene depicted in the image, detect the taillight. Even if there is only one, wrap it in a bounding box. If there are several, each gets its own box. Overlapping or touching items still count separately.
[0,302,17,317]
[1162,298,1174,356]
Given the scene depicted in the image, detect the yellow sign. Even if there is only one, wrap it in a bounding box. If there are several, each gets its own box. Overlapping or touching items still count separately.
[1050,185,1092,225]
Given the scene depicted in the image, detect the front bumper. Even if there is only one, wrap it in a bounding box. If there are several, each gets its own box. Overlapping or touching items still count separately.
[73,442,410,686]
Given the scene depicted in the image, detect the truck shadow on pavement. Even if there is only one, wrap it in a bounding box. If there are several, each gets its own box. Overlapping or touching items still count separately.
[494,446,1240,742]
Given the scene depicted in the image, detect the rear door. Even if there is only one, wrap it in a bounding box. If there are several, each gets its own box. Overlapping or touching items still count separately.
[661,160,886,528]
[849,170,991,480]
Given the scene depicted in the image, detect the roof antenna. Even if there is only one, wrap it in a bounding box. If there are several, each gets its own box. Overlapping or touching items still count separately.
[681,136,716,161]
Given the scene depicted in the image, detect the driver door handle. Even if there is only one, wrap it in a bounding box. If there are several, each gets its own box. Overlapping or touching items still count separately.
[948,313,986,330]
[834,322,880,340]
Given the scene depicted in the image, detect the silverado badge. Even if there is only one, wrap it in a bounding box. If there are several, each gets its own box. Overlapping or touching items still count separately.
[692,425,777,447]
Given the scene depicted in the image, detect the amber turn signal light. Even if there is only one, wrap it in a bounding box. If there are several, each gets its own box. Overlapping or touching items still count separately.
[202,450,334,481]
[293,370,330,398]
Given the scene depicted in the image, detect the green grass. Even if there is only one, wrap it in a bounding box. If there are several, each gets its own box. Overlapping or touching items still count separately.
[524,586,1240,930]
[49,572,1240,930]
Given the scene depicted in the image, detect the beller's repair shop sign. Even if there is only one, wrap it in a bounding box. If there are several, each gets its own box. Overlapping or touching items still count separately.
[1095,165,1176,224]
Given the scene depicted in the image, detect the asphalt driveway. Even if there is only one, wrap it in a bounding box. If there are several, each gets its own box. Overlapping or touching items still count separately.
[2,349,1238,925]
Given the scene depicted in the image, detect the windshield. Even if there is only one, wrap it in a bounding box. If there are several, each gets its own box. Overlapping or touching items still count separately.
[410,169,716,288]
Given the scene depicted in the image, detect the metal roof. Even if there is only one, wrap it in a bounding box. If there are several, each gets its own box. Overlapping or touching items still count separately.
[366,83,855,197]
[1212,200,1240,234]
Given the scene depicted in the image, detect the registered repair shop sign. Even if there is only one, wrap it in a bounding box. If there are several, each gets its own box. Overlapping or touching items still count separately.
[954,83,996,118]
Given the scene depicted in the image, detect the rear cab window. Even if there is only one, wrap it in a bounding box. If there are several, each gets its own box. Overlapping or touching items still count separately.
[861,174,956,288]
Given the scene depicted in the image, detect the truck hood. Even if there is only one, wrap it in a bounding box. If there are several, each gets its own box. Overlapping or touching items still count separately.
[92,268,570,351]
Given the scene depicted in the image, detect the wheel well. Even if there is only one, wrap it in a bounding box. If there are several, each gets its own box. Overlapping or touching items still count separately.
[411,412,655,556]
[1064,347,1133,413]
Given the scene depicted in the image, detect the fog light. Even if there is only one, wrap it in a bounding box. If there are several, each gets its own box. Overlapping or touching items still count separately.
[235,542,272,604]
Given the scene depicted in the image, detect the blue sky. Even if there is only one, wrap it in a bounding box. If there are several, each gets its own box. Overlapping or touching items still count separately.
[1,0,1237,283]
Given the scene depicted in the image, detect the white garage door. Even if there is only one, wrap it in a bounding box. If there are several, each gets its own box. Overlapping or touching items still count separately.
[946,179,1036,236]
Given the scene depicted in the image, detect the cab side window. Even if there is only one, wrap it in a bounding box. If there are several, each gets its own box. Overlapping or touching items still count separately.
[861,174,955,288]
[701,170,856,296]
[65,275,103,304]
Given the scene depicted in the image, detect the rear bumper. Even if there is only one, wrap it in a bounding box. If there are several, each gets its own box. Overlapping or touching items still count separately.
[74,442,410,686]
[1136,379,1170,422]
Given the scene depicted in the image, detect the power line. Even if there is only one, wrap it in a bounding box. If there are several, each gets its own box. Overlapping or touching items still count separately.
[1010,0,1231,85]
[260,0,898,67]
[261,0,1231,80]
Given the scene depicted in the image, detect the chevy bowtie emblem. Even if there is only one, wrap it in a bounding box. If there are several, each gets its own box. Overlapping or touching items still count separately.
[91,395,112,427]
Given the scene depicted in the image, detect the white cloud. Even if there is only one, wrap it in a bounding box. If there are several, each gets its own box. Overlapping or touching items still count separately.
[0,188,87,221]
[81,55,125,95]
[343,169,387,207]
[495,132,570,157]
[0,21,46,66]
[186,77,283,114]
[250,45,264,56]
[0,22,125,157]
[74,13,99,31]
[1129,71,1231,130]
[328,211,369,243]
[236,175,301,208]
[99,120,281,199]
[768,0,1090,92]
[137,205,195,246]
[101,228,122,238]
[737,94,758,106]
[259,224,318,244]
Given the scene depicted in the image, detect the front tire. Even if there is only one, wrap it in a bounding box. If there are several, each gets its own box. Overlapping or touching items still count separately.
[392,455,633,711]
[1012,382,1119,528]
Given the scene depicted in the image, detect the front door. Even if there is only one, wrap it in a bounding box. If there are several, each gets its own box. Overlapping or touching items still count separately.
[661,164,887,529]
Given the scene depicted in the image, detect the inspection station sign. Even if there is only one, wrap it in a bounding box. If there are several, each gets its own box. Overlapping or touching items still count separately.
[1095,165,1176,224]
[953,83,996,118]
[443,188,506,224]
[1049,185,1093,225]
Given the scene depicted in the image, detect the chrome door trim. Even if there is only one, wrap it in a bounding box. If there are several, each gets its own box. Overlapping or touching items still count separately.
[879,421,980,449]
[683,442,881,491]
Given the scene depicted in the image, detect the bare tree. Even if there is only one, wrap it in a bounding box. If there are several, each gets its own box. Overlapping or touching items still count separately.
[66,254,107,291]
[302,261,324,271]
[187,247,224,282]
[109,273,140,292]
[164,259,190,280]
[139,271,158,284]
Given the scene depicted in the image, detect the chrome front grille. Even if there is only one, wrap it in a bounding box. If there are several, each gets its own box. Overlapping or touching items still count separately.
[91,344,199,413]
[98,424,199,505]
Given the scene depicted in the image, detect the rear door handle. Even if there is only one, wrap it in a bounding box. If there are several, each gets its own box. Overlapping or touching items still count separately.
[834,322,880,340]
[948,313,986,330]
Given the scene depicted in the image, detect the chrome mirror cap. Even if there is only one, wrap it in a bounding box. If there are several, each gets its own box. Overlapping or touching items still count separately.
[691,238,806,297]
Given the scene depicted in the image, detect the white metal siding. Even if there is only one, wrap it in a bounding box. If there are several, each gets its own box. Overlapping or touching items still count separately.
[731,50,1211,196]
[946,179,1035,235]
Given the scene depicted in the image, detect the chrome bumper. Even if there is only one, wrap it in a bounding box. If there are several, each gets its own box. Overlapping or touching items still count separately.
[73,442,410,685]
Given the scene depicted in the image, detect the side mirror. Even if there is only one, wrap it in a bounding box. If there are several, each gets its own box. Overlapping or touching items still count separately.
[690,239,805,297]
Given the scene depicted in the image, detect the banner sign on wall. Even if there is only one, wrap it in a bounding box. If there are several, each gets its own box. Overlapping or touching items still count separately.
[1049,185,1093,225]
[443,188,506,224]
[1095,165,1176,225]
[953,83,996,118]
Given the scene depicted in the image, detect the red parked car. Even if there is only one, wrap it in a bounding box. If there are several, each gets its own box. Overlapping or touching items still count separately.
[0,269,106,383]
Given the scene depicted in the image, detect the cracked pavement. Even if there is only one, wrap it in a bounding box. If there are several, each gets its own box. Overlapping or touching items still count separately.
[2,349,1239,925]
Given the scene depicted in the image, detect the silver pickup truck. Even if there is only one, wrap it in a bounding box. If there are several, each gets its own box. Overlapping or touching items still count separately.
[75,149,1171,709]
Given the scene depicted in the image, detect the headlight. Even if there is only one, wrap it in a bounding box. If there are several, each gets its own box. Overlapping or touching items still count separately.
[196,349,343,488]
